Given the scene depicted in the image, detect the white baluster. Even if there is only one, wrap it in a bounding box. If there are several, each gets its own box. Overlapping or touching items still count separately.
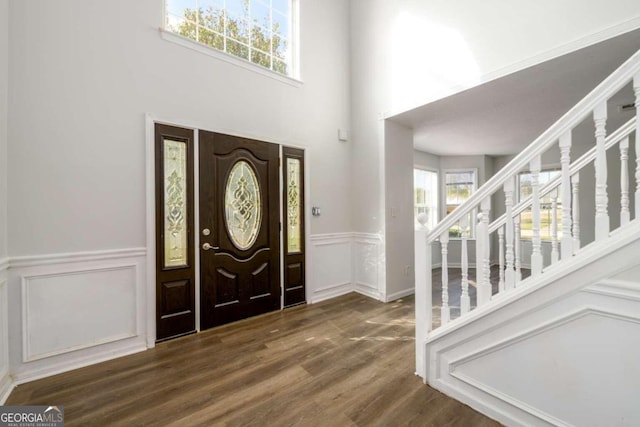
[460,217,470,315]
[551,189,559,264]
[559,132,573,259]
[498,226,505,293]
[481,198,492,301]
[475,212,483,304]
[440,232,450,325]
[634,72,640,219]
[514,215,522,284]
[594,102,609,241]
[530,156,543,276]
[620,137,630,226]
[504,177,515,289]
[572,173,581,253]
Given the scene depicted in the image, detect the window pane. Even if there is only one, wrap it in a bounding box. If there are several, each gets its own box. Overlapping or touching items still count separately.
[414,169,438,230]
[286,158,302,253]
[226,0,248,18]
[273,0,289,13]
[273,10,290,38]
[224,161,262,250]
[164,139,189,268]
[251,0,271,27]
[251,49,271,68]
[444,171,475,238]
[166,0,197,18]
[518,170,562,240]
[165,0,293,76]
[227,39,249,60]
[227,17,250,45]
[198,27,224,49]
[198,3,224,32]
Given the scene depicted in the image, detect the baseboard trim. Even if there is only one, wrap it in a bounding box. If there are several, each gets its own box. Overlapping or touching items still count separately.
[0,369,13,405]
[0,258,8,273]
[13,340,147,386]
[310,282,353,304]
[386,287,415,302]
[354,282,381,301]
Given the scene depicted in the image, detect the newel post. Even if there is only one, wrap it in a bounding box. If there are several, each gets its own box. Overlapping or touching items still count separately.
[414,216,431,381]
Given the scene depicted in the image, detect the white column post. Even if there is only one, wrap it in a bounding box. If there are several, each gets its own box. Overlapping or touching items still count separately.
[572,173,581,253]
[551,189,559,264]
[440,232,450,325]
[620,137,630,226]
[594,102,609,241]
[559,131,573,260]
[530,156,543,276]
[504,177,515,289]
[414,226,430,381]
[514,215,522,284]
[460,217,470,315]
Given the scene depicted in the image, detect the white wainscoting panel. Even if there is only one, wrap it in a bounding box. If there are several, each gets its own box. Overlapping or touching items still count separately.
[309,234,353,303]
[8,249,147,384]
[22,265,138,362]
[353,233,383,300]
[0,275,12,404]
[424,237,640,427]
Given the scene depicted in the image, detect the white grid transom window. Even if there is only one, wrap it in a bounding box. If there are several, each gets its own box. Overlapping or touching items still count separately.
[165,0,295,77]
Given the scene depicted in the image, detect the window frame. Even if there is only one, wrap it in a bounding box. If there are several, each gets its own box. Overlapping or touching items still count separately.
[442,168,477,240]
[413,167,439,231]
[161,0,301,85]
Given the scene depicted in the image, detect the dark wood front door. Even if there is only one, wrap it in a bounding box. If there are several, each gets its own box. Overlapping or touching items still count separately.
[199,131,281,329]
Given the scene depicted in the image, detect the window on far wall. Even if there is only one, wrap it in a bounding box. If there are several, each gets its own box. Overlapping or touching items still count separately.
[164,0,295,77]
[414,169,438,230]
[518,169,562,240]
[445,170,476,238]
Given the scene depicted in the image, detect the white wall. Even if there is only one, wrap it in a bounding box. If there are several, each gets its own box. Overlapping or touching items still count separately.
[5,0,352,381]
[8,0,351,257]
[384,120,414,300]
[0,0,9,404]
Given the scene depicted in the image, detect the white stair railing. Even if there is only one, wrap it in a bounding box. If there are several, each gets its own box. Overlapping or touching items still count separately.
[415,48,640,380]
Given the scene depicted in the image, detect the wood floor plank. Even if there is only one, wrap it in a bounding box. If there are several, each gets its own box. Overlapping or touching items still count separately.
[6,292,500,426]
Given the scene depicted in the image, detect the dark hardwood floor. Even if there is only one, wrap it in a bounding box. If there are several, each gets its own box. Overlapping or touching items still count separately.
[431,266,531,328]
[7,293,499,426]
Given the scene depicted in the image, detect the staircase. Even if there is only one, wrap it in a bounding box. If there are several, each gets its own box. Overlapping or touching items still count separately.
[414,48,640,426]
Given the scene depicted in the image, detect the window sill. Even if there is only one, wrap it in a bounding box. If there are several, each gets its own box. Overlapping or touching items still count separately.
[159,28,303,89]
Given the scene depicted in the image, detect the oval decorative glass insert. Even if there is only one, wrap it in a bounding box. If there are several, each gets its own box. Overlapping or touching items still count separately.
[224,160,262,250]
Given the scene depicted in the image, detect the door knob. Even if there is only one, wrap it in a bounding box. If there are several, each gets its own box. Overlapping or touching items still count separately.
[202,243,219,251]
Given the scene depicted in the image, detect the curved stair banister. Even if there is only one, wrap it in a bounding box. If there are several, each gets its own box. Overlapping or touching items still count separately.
[415,47,640,381]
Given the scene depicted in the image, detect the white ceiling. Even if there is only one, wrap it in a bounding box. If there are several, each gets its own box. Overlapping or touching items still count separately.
[391,28,640,156]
